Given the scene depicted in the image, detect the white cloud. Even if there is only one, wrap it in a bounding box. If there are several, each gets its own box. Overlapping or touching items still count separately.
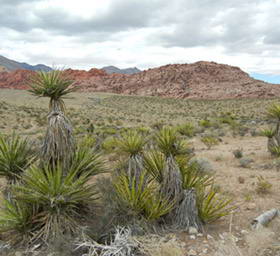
[0,0,279,75]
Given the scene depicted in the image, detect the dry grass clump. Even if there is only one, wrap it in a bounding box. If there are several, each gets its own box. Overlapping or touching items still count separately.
[137,234,185,256]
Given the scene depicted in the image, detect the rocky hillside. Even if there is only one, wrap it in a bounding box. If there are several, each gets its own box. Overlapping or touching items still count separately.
[0,61,279,99]
[0,55,52,72]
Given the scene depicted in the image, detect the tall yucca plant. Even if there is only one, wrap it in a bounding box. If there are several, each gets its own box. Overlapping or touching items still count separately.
[114,130,147,189]
[28,70,76,170]
[154,127,203,231]
[0,134,35,184]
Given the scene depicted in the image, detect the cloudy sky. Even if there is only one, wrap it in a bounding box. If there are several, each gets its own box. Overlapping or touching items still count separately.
[1,0,280,83]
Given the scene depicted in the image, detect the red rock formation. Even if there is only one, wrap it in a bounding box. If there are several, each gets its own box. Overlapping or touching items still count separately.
[0,69,34,90]
[0,61,279,99]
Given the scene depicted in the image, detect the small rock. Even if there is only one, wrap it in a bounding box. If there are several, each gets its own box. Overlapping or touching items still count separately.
[197,233,203,237]
[246,203,256,210]
[207,234,213,240]
[203,248,208,253]
[241,229,249,235]
[190,235,196,240]
[188,249,197,256]
[189,227,198,235]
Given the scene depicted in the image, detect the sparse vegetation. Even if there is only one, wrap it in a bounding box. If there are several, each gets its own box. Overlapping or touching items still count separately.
[0,87,278,255]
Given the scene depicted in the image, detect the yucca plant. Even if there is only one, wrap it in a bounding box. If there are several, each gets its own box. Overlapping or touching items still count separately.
[114,172,174,221]
[143,151,166,183]
[28,70,76,112]
[28,70,76,170]
[267,103,280,121]
[264,104,280,155]
[0,199,35,243]
[177,122,195,137]
[197,186,235,223]
[201,136,219,150]
[260,128,276,138]
[180,161,213,190]
[155,127,189,157]
[114,130,147,190]
[0,134,35,184]
[114,130,146,157]
[270,146,280,157]
[11,164,98,241]
[70,144,106,178]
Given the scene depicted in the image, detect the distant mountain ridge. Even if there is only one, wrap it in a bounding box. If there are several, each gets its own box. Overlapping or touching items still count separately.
[0,55,52,72]
[1,61,280,99]
[101,65,141,74]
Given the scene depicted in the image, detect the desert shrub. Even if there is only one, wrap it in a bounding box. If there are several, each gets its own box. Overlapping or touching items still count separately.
[233,148,243,159]
[177,122,195,137]
[239,157,254,168]
[218,112,236,125]
[201,136,219,149]
[199,119,212,128]
[188,157,214,175]
[0,134,35,183]
[102,136,117,153]
[256,176,272,195]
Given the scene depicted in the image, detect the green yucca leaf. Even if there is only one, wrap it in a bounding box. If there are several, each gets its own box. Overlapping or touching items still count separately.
[70,144,107,178]
[143,194,175,220]
[28,70,76,112]
[0,134,35,183]
[197,186,235,223]
[181,161,213,190]
[260,128,276,138]
[114,172,173,220]
[267,103,280,120]
[114,130,146,156]
[177,122,195,137]
[11,164,98,241]
[271,146,280,157]
[143,151,166,183]
[0,199,34,234]
[155,127,189,157]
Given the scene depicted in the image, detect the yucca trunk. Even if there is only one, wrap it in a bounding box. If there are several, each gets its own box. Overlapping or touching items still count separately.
[41,99,75,172]
[161,156,202,231]
[127,154,147,191]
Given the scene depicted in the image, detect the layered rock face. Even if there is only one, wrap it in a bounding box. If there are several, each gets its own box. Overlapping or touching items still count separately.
[0,61,279,99]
